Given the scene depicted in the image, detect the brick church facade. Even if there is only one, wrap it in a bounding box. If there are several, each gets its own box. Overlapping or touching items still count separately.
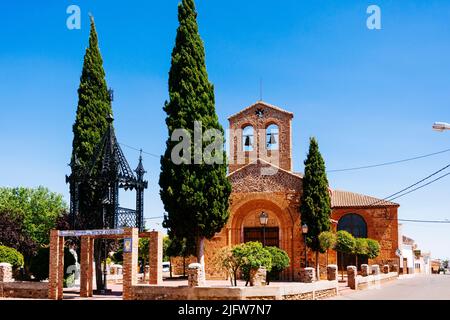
[203,101,400,281]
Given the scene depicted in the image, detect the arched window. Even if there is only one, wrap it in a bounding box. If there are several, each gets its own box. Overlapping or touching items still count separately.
[242,126,254,151]
[337,214,367,238]
[266,124,279,150]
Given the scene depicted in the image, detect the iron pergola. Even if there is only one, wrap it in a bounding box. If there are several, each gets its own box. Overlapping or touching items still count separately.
[66,115,148,232]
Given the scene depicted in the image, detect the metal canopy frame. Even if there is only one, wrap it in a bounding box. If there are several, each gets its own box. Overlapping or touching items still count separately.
[66,115,148,232]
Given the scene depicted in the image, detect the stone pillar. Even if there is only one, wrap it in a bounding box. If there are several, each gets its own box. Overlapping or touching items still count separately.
[372,264,380,275]
[187,263,205,287]
[57,236,64,298]
[361,264,370,277]
[391,264,398,273]
[347,266,357,290]
[249,267,267,287]
[383,265,390,274]
[326,265,337,281]
[80,236,94,297]
[48,230,64,300]
[299,267,315,283]
[148,231,163,285]
[0,263,13,282]
[123,228,139,300]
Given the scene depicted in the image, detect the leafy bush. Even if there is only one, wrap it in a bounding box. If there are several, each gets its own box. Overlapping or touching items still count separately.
[0,245,24,269]
[319,231,337,252]
[335,231,356,254]
[217,243,289,286]
[265,246,290,284]
[336,231,356,279]
[354,238,368,256]
[214,247,244,287]
[29,247,76,281]
[63,272,75,288]
[232,242,272,285]
[319,231,337,265]
[354,238,369,268]
[366,239,381,259]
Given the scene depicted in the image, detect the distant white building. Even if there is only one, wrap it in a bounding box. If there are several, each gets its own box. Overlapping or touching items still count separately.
[398,224,432,275]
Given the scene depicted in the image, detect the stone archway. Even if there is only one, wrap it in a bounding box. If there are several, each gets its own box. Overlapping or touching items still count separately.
[229,197,296,280]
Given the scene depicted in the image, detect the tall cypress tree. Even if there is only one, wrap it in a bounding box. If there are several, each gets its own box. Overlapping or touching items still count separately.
[300,137,332,278]
[72,16,112,168]
[70,16,112,290]
[159,0,231,272]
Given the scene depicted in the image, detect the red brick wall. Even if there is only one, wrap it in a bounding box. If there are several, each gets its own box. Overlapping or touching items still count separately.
[332,207,399,266]
[229,102,293,173]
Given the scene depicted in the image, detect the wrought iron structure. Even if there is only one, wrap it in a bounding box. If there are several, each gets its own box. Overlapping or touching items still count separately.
[66,115,148,232]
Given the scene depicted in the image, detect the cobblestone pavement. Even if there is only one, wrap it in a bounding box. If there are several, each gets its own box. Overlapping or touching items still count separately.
[328,274,450,300]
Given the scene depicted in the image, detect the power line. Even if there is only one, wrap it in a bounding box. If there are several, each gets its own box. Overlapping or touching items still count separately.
[386,172,450,202]
[378,164,450,203]
[119,142,160,159]
[328,148,450,173]
[368,163,450,206]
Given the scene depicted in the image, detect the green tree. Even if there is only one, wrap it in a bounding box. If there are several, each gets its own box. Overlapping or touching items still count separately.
[71,15,112,170]
[160,0,231,273]
[265,246,290,285]
[0,210,37,259]
[232,242,272,286]
[300,137,332,277]
[354,238,369,270]
[0,187,67,247]
[366,239,380,259]
[319,231,337,265]
[70,16,113,291]
[214,246,244,287]
[335,230,356,280]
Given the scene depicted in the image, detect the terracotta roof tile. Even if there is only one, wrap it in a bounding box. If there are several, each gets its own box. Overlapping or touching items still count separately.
[331,190,399,208]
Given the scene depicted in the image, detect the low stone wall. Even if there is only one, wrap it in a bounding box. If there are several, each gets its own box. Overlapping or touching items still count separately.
[130,280,338,300]
[0,281,48,299]
[356,272,398,290]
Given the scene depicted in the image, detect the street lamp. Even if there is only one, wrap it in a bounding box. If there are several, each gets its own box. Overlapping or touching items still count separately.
[432,122,450,132]
[302,224,308,268]
[259,212,269,247]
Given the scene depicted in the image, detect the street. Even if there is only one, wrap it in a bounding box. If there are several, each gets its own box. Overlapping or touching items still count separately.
[328,275,450,300]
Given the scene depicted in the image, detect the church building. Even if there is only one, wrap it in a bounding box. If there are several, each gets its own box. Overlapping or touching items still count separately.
[204,101,400,281]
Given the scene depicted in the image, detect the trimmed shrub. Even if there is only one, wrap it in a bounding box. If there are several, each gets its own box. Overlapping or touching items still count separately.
[336,230,356,280]
[335,231,356,255]
[232,242,272,285]
[0,245,24,269]
[265,246,290,284]
[366,239,381,259]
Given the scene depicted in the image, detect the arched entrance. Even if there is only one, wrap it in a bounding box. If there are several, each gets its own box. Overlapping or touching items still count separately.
[337,213,368,271]
[229,198,295,280]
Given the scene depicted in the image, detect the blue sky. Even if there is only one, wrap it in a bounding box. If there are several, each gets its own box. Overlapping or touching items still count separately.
[0,1,449,258]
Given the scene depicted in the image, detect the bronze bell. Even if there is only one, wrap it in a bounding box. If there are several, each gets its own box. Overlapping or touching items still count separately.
[244,135,252,147]
[268,133,277,145]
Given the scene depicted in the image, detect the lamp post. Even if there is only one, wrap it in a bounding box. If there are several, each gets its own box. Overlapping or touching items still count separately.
[302,224,308,268]
[432,122,450,132]
[259,212,269,247]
